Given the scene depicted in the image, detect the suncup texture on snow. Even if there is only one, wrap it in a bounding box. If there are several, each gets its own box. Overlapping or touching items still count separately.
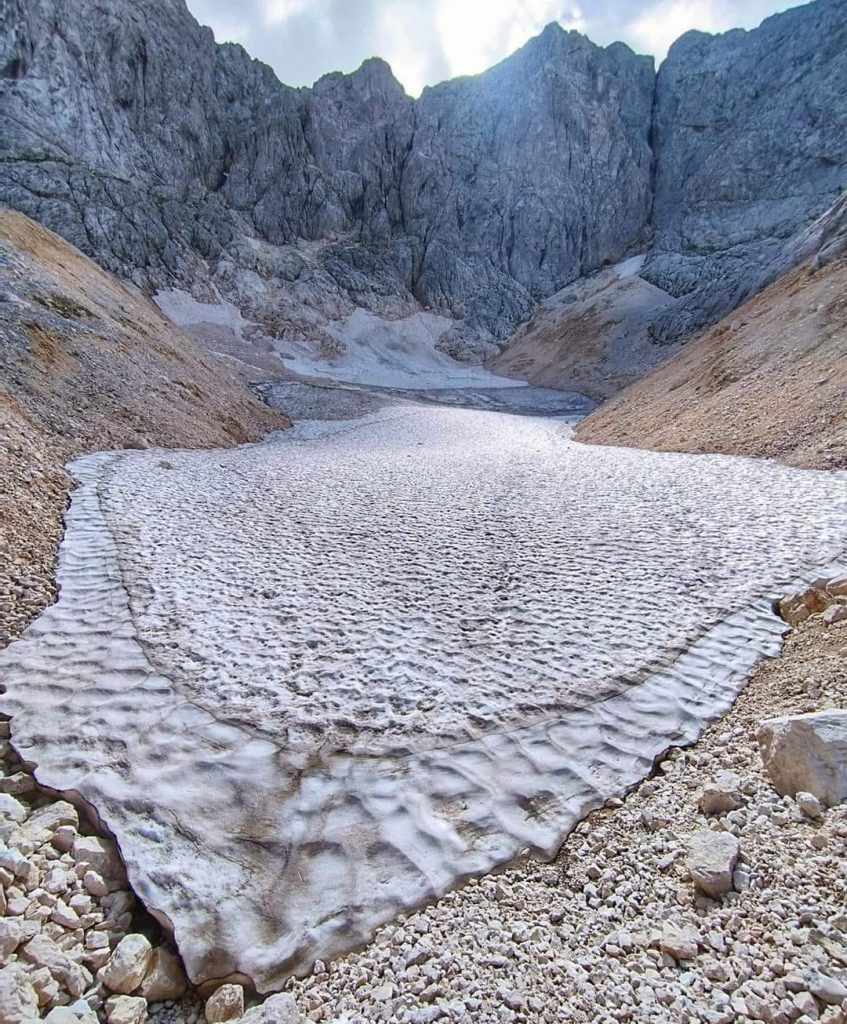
[4,408,847,987]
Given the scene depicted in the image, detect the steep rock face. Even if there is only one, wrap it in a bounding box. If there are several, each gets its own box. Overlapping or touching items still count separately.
[401,28,654,336]
[1,0,846,365]
[645,0,847,340]
[0,0,654,350]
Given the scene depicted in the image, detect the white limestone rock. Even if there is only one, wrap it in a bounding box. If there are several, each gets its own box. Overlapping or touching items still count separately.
[796,791,825,821]
[137,947,187,1002]
[758,711,847,807]
[72,836,126,891]
[44,1008,84,1024]
[0,772,36,796]
[20,934,90,997]
[205,984,245,1023]
[82,871,109,897]
[240,994,303,1024]
[0,794,28,823]
[0,964,40,1024]
[686,830,740,898]
[660,922,700,960]
[99,935,154,995]
[27,801,79,834]
[0,918,26,961]
[697,771,744,814]
[105,995,148,1024]
[808,971,847,1005]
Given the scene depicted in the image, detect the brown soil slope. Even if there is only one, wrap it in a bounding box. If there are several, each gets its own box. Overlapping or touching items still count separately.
[489,258,681,402]
[0,209,285,645]
[574,251,847,470]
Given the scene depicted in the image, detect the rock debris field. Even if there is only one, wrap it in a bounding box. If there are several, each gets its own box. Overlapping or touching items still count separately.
[3,403,847,993]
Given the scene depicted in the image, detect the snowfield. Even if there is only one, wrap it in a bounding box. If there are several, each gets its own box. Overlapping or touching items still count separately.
[3,402,847,990]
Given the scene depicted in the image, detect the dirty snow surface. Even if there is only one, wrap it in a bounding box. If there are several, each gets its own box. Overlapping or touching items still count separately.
[4,404,847,991]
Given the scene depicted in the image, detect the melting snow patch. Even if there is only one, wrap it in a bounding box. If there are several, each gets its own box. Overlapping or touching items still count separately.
[281,308,526,389]
[3,407,847,989]
[154,288,253,336]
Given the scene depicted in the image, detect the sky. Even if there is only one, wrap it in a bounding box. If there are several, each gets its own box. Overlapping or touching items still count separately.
[185,0,804,96]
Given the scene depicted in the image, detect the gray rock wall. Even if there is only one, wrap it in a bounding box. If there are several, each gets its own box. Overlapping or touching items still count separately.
[1,0,845,353]
[645,0,847,339]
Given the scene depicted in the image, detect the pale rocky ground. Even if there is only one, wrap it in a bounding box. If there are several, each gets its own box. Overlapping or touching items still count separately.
[0,732,190,1024]
[490,256,683,402]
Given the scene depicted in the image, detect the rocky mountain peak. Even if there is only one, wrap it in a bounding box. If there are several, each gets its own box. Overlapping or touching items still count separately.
[0,0,844,363]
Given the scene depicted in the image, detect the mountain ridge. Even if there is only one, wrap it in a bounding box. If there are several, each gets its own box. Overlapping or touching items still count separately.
[1,0,845,373]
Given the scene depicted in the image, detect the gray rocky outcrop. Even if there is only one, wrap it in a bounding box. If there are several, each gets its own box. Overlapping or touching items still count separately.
[645,0,847,340]
[0,0,653,351]
[0,0,845,365]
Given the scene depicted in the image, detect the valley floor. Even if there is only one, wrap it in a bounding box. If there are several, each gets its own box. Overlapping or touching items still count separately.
[3,391,847,1024]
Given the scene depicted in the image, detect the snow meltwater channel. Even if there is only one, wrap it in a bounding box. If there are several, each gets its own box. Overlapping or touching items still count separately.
[3,404,847,990]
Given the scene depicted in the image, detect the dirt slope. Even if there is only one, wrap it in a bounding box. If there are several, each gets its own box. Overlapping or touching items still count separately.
[489,256,682,402]
[574,241,847,470]
[0,209,285,645]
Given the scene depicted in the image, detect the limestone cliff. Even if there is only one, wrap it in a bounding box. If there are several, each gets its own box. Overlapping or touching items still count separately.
[1,0,845,367]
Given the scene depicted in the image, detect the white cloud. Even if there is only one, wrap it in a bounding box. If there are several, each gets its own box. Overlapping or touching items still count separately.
[624,0,804,61]
[185,0,804,95]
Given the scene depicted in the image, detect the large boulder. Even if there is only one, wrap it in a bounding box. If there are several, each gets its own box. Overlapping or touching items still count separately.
[758,711,847,807]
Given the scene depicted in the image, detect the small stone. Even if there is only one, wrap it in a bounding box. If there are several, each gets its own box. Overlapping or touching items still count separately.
[28,965,59,1008]
[51,898,81,929]
[821,604,847,625]
[0,847,29,878]
[68,1000,98,1024]
[698,771,744,814]
[794,992,820,1019]
[82,871,110,897]
[27,802,79,834]
[0,795,28,823]
[686,830,740,897]
[660,921,700,960]
[20,934,89,996]
[796,791,824,821]
[0,773,37,796]
[44,1008,82,1024]
[239,994,302,1024]
[99,935,154,995]
[72,837,125,891]
[204,984,244,1024]
[52,826,78,853]
[808,972,847,1005]
[0,918,25,960]
[105,995,148,1024]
